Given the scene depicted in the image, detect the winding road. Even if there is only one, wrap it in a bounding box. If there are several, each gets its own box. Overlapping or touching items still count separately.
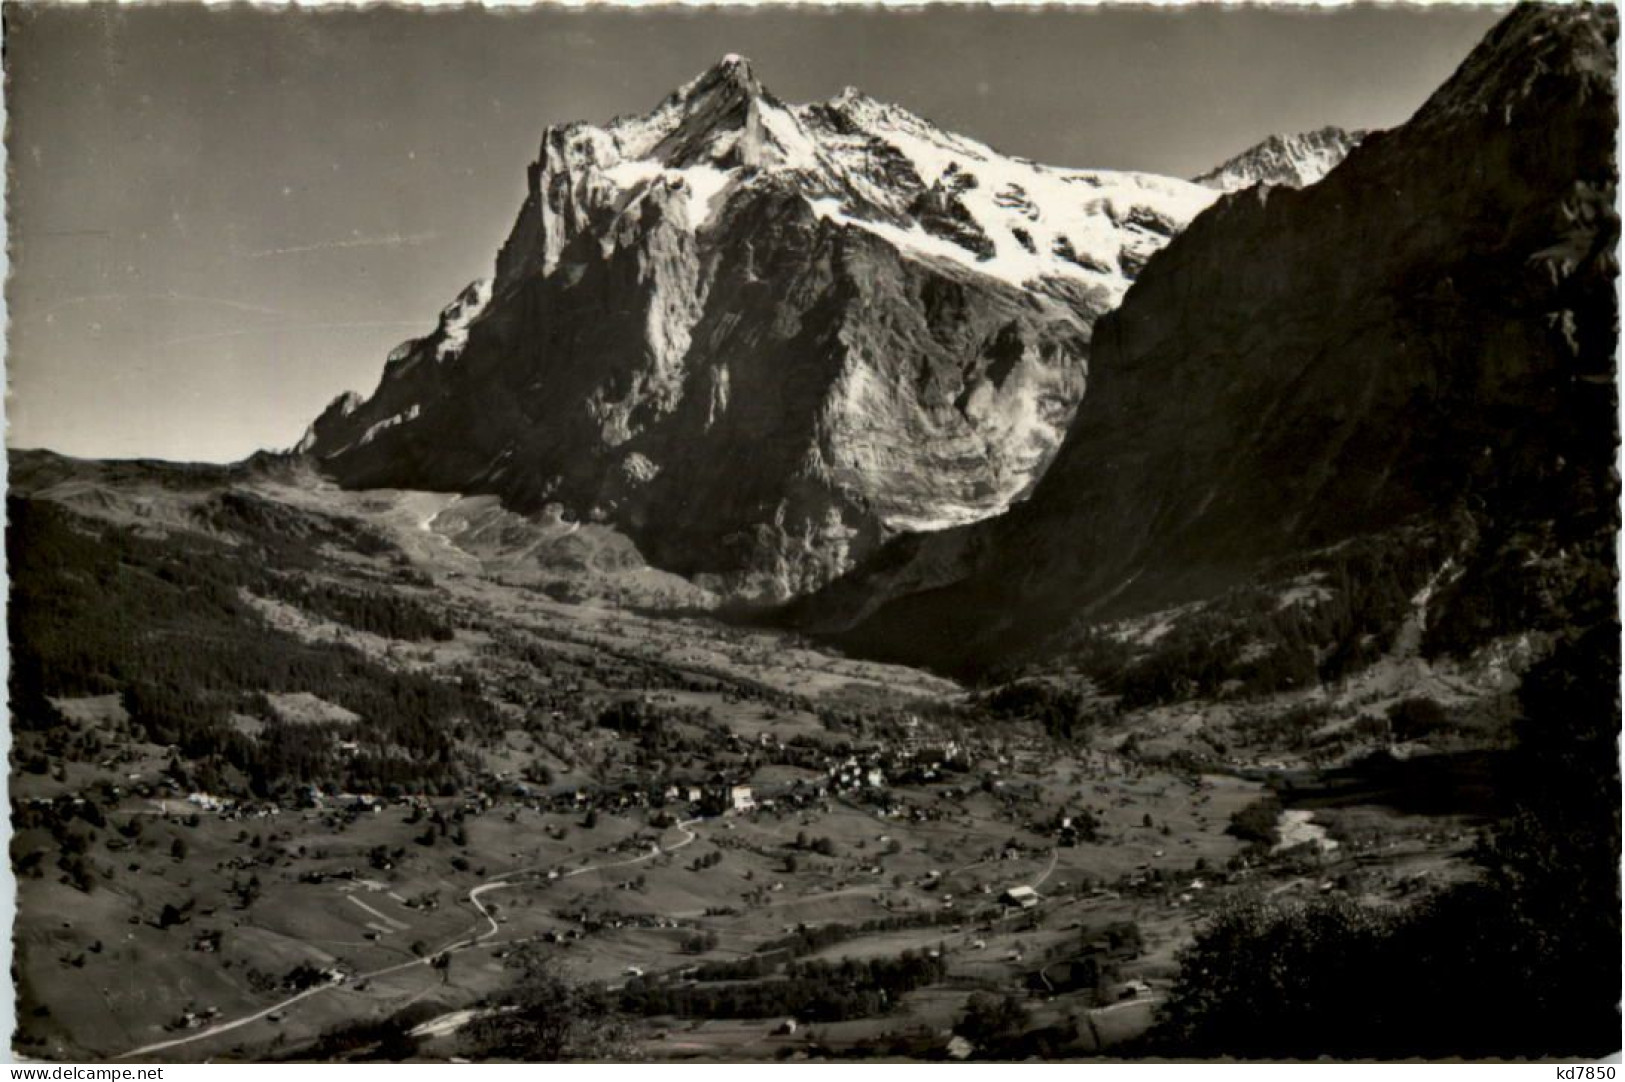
[113,817,704,1061]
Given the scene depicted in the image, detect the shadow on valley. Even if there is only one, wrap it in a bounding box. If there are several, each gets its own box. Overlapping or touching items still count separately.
[1139,626,1620,1060]
[1273,750,1509,821]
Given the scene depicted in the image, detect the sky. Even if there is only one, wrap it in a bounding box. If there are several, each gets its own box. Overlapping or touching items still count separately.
[5,2,1509,463]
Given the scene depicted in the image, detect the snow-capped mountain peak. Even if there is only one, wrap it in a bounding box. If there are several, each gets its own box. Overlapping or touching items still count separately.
[305,58,1223,600]
[492,59,1217,297]
[801,87,1213,294]
[1194,126,1365,192]
[800,1,1619,670]
[608,53,819,171]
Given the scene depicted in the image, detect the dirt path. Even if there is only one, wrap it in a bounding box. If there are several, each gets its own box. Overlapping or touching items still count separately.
[113,818,704,1061]
[1030,848,1060,889]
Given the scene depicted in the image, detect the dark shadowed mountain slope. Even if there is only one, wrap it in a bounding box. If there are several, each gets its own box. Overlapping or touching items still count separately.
[799,2,1619,678]
[298,57,1217,601]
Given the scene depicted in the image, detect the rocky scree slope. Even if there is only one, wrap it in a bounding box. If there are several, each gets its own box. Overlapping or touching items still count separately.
[797,3,1620,677]
[299,57,1216,601]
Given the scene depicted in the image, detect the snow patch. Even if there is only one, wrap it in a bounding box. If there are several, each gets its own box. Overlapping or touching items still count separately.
[602,160,736,231]
[806,163,1213,294]
[816,91,1218,292]
[294,392,363,454]
[679,164,735,226]
[436,278,493,361]
[884,506,988,533]
[603,159,665,191]
[358,404,422,448]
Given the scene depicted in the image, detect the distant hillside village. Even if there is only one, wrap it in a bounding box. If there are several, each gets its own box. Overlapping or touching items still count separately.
[50,688,1168,856]
[80,721,979,827]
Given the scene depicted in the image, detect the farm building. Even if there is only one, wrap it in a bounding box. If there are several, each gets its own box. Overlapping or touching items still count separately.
[1000,885,1041,910]
[700,779,757,815]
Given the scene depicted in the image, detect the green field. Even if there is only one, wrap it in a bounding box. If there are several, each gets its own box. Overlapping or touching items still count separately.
[9,465,1505,1062]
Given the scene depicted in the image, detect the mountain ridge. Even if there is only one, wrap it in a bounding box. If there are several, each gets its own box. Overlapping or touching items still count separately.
[298,57,1218,600]
[795,1,1619,678]
[1194,126,1365,192]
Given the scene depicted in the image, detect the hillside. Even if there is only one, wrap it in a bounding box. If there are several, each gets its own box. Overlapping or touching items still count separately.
[799,2,1619,683]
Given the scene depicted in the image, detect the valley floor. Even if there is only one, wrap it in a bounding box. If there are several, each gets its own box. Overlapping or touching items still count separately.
[8,467,1507,1062]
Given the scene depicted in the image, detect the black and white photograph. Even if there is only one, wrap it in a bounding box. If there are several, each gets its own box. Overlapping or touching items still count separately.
[3,0,1619,1065]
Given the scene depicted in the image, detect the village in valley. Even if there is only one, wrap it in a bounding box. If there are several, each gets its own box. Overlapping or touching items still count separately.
[6,0,1618,1062]
[8,466,1496,1062]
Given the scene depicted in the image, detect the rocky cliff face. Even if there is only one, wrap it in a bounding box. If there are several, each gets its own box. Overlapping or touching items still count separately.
[802,3,1619,675]
[300,57,1216,600]
[1194,126,1365,192]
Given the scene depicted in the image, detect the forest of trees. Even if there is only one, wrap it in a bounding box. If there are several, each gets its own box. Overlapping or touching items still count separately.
[1146,624,1621,1058]
[679,910,973,983]
[462,946,635,1062]
[980,681,1098,740]
[1049,480,1619,718]
[1056,526,1454,710]
[620,950,948,1022]
[8,495,498,796]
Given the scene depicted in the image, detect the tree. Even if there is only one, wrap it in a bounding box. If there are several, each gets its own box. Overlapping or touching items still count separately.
[1225,795,1282,847]
[1148,625,1622,1059]
[1149,893,1397,1058]
[234,874,262,909]
[1387,697,1448,741]
[461,945,635,1062]
[956,992,1031,1051]
[681,931,718,954]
